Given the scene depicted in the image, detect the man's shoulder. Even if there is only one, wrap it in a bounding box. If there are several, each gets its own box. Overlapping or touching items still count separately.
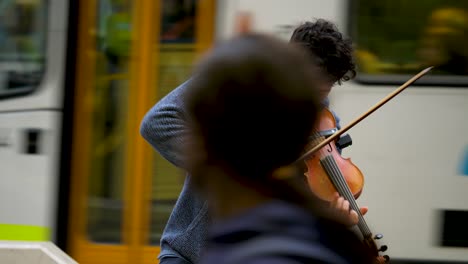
[321,97,330,107]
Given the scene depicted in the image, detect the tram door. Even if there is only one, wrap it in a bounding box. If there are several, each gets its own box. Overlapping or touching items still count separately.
[68,1,215,263]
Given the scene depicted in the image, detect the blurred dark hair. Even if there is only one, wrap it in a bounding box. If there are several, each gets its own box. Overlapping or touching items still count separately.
[187,33,322,181]
[290,19,356,84]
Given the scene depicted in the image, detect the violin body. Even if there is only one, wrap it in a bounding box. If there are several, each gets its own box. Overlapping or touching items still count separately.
[297,69,435,264]
[303,108,389,263]
[304,109,364,201]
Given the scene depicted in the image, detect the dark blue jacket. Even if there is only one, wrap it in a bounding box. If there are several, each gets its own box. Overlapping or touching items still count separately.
[200,200,373,264]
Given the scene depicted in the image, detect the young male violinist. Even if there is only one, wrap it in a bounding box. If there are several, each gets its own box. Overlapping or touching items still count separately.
[185,31,375,264]
[140,17,367,264]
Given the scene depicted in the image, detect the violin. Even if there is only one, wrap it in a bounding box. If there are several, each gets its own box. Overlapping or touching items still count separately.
[303,109,388,263]
[300,67,434,263]
[304,108,364,202]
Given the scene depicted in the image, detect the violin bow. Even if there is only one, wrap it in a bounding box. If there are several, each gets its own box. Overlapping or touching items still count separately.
[299,66,433,161]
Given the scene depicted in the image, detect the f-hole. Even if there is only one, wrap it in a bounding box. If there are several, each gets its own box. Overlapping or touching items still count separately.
[326,142,333,152]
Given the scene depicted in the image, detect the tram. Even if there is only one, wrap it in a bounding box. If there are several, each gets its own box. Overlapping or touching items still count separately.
[0,0,467,263]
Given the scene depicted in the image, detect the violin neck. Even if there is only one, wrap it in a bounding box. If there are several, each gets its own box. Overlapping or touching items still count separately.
[320,155,372,238]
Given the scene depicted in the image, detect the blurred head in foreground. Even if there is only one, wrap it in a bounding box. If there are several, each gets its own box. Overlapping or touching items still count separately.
[187,33,322,210]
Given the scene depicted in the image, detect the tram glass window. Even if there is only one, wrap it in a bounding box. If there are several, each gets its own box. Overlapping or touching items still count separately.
[0,0,47,98]
[149,0,199,245]
[160,0,196,43]
[349,0,468,86]
[85,0,132,244]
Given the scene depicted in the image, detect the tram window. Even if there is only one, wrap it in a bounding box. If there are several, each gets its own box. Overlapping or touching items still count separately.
[160,0,197,43]
[149,0,207,245]
[0,0,47,98]
[349,0,468,86]
[438,209,468,247]
[85,0,132,244]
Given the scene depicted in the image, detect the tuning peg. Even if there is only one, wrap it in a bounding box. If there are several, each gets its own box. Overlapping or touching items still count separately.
[378,245,388,252]
[374,234,383,240]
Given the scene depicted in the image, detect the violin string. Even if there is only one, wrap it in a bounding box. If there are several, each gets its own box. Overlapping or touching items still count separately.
[327,156,371,236]
[308,135,372,237]
[320,155,372,237]
[321,156,371,236]
[327,157,371,237]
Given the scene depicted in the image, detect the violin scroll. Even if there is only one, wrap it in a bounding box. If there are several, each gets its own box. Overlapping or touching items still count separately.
[363,234,390,263]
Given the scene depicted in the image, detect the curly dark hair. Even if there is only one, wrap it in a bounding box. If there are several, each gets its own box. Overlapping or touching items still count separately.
[290,19,356,84]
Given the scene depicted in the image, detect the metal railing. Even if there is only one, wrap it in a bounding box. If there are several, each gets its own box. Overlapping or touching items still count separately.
[0,241,78,264]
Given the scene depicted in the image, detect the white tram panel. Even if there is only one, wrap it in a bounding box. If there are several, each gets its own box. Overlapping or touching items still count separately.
[0,111,62,238]
[0,0,69,242]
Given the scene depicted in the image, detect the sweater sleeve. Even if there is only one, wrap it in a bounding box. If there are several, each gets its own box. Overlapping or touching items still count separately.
[140,79,192,169]
[321,97,343,153]
[321,97,341,130]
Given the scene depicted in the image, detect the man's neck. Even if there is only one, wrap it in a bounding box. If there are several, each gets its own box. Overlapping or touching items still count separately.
[205,169,273,221]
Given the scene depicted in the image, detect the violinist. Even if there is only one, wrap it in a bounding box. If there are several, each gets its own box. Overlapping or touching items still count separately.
[289,20,369,226]
[140,17,367,264]
[186,31,375,264]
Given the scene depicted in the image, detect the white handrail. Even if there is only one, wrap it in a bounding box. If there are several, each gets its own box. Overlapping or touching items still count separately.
[0,241,78,264]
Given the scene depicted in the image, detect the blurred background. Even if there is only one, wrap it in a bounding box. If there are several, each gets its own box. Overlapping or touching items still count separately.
[0,0,467,263]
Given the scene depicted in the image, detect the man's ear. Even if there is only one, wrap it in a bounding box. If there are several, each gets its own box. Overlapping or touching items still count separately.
[234,11,254,35]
